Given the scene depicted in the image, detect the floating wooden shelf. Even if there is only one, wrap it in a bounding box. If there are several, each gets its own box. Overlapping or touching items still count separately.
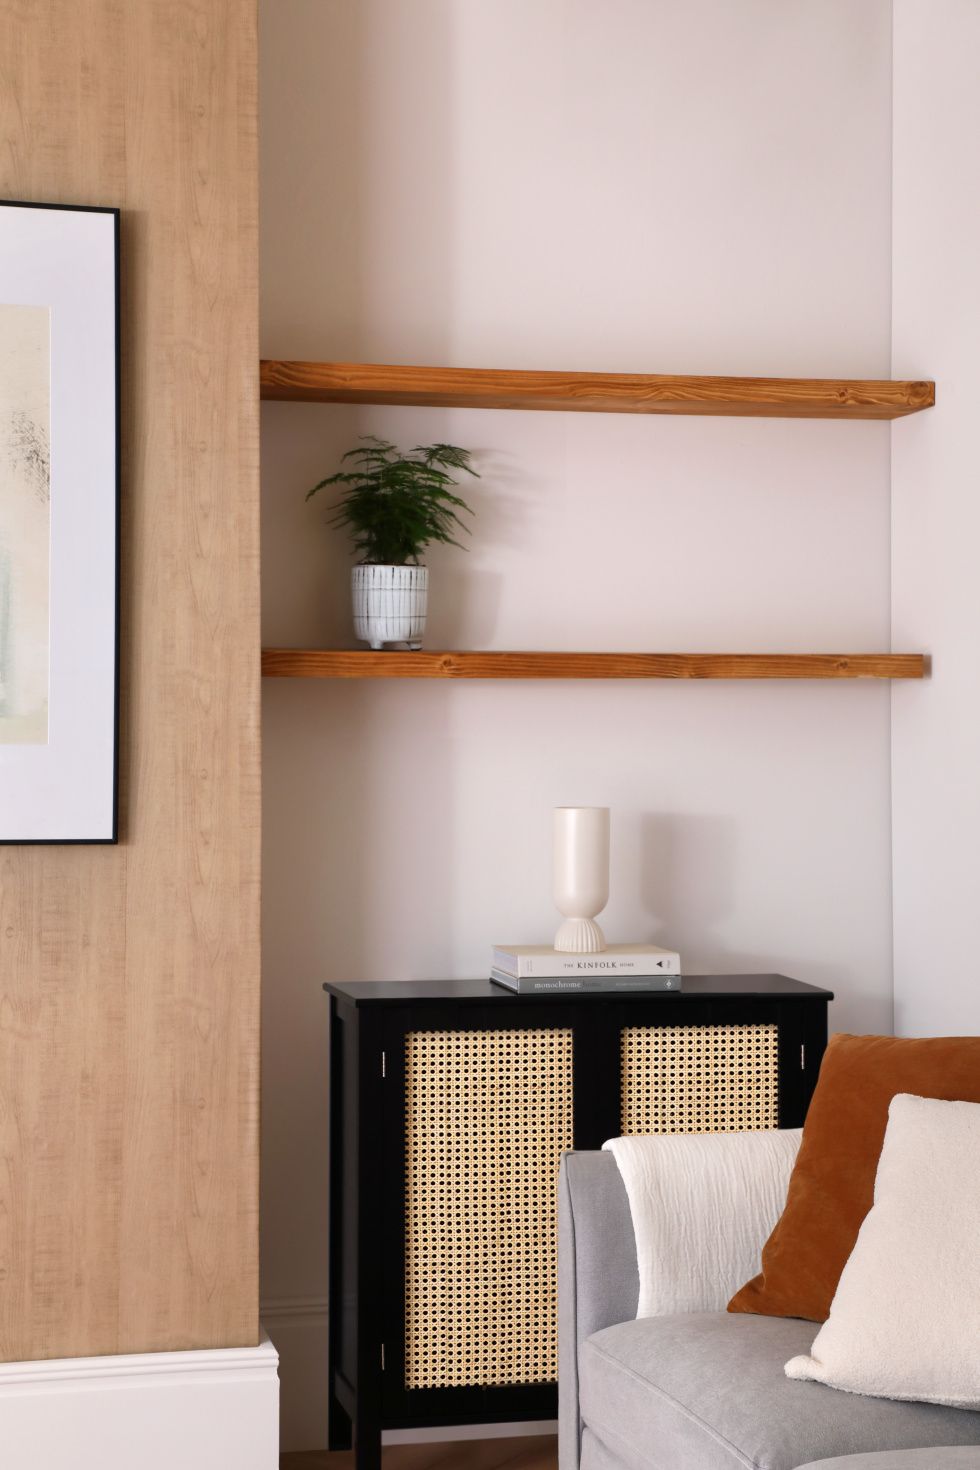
[260,360,935,420]
[261,650,926,681]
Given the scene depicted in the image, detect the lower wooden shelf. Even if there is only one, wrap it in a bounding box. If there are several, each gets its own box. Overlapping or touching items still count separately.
[261,650,926,680]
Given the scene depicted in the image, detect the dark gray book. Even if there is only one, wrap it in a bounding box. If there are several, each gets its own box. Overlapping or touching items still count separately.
[489,967,681,995]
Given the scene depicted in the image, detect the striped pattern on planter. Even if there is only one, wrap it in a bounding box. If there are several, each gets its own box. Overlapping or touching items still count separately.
[352,564,428,650]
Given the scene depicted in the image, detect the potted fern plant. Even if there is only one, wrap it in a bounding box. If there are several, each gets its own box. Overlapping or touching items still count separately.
[307,436,478,650]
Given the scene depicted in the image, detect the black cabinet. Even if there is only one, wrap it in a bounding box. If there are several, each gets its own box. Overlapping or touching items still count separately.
[325,975,832,1468]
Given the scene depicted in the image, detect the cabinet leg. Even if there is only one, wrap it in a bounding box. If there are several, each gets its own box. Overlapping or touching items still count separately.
[327,1392,352,1452]
[354,1417,382,1470]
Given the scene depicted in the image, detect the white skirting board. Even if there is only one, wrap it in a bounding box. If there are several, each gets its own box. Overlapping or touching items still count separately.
[0,1331,279,1470]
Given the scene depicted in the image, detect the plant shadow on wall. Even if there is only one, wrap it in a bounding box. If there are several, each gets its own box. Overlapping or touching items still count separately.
[423,447,527,649]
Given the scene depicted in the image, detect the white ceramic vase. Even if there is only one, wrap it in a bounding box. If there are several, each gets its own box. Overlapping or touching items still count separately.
[352,564,428,650]
[553,806,610,953]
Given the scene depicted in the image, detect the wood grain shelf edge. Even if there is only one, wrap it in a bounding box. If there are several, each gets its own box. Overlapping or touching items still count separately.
[261,650,927,680]
[259,360,935,419]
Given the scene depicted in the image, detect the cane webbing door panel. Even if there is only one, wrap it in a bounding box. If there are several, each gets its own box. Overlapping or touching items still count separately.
[621,1022,779,1134]
[404,1027,574,1390]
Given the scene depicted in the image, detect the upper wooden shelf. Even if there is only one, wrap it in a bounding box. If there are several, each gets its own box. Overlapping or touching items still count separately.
[259,360,935,420]
[262,650,926,681]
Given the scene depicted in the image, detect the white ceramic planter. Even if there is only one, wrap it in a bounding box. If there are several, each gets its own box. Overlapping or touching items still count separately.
[352,564,428,650]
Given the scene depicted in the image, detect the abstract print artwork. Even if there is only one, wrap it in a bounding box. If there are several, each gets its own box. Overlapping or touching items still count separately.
[0,201,118,841]
[0,302,51,744]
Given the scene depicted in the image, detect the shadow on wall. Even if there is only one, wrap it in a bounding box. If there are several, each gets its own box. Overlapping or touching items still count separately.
[638,809,842,1006]
[259,1,465,1452]
[639,810,738,948]
[424,447,532,648]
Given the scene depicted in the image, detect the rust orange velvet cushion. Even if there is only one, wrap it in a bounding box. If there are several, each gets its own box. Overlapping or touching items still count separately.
[728,1032,980,1323]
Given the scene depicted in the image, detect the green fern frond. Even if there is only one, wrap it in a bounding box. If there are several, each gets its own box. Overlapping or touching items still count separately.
[307,437,479,564]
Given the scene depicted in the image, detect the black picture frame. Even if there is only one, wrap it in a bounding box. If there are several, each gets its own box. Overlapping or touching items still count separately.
[0,199,120,843]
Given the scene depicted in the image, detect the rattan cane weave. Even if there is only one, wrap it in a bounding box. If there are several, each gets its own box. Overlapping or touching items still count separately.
[621,1023,778,1135]
[404,1027,574,1390]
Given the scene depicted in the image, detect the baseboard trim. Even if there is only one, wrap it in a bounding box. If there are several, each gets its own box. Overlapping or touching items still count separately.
[0,1332,279,1469]
[384,1421,559,1445]
[261,1295,329,1325]
[261,1297,329,1453]
[0,1333,280,1387]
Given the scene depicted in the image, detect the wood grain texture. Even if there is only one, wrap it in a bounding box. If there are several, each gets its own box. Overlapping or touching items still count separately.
[0,0,260,1361]
[261,650,926,680]
[280,1438,558,1470]
[259,360,935,419]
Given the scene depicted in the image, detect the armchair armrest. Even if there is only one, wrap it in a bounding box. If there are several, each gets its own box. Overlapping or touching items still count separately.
[557,1131,800,1470]
[558,1151,639,1470]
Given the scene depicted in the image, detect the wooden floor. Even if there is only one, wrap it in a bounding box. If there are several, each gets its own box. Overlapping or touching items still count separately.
[280,1436,558,1470]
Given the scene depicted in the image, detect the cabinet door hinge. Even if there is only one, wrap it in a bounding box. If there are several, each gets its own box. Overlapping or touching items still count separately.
[381,1049,386,1079]
[800,1044,806,1071]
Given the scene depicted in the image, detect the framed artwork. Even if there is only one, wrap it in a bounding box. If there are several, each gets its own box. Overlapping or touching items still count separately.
[0,200,120,842]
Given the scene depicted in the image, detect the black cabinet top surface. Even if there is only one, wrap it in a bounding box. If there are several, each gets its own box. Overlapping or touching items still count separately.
[324,973,833,1006]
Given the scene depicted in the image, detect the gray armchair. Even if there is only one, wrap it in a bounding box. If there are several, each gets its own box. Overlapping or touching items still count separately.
[557,1149,980,1470]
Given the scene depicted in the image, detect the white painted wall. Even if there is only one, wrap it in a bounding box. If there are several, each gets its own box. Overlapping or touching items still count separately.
[891,1,980,1038]
[260,0,895,1448]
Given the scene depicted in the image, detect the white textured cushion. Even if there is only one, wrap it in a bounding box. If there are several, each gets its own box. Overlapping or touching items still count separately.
[603,1128,801,1317]
[786,1093,980,1408]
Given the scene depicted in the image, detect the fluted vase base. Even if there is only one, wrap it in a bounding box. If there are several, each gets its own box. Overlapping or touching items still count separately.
[553,916,607,954]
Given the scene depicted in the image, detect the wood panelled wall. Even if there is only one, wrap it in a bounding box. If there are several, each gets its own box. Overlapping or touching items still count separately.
[0,0,260,1361]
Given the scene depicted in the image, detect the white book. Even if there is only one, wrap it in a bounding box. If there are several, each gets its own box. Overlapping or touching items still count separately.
[491,942,681,979]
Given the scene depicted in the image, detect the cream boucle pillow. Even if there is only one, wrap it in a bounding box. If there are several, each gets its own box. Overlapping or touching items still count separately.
[785,1093,980,1408]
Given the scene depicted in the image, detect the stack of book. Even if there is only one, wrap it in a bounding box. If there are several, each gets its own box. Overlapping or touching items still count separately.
[490,943,682,995]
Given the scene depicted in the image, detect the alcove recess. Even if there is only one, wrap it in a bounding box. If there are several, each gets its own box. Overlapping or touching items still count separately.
[260,358,933,681]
